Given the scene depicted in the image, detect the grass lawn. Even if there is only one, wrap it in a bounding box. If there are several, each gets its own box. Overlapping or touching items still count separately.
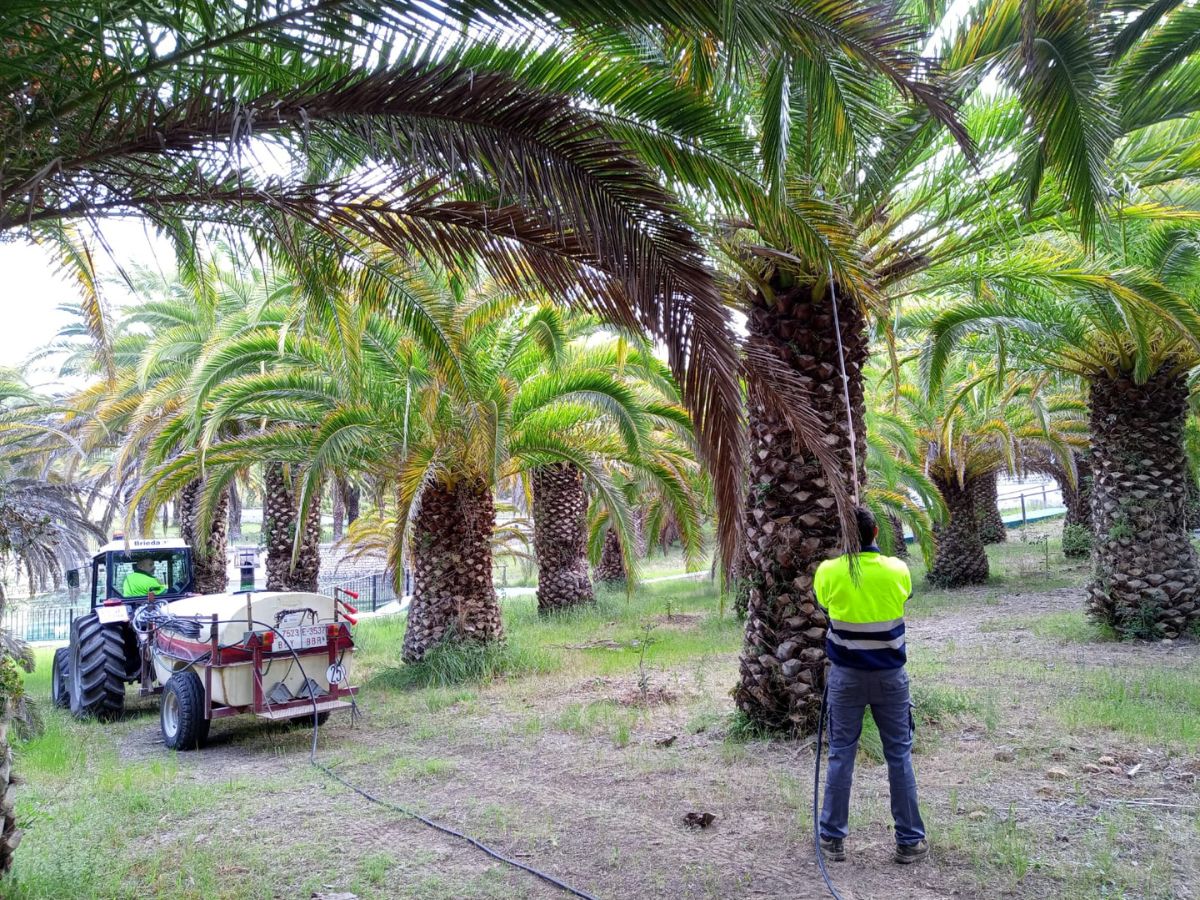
[8,534,1200,899]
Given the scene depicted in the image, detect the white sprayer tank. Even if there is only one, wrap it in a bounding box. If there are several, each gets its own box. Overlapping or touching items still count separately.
[151,591,351,708]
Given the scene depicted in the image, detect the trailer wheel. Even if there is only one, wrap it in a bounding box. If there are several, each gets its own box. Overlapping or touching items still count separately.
[161,671,210,751]
[68,613,127,720]
[51,647,70,709]
[288,711,330,728]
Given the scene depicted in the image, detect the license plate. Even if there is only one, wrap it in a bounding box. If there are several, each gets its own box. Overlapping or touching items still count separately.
[276,624,326,652]
[96,604,129,624]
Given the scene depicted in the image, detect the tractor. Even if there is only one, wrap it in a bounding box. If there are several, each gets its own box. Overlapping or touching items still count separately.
[51,538,358,750]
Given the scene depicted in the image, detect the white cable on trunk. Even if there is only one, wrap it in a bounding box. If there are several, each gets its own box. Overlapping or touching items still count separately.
[828,266,860,507]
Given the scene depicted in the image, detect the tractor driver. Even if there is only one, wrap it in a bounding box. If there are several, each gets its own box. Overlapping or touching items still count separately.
[121,556,168,599]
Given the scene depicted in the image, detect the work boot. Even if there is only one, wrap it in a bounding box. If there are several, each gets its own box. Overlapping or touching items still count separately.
[819,836,846,862]
[894,839,929,864]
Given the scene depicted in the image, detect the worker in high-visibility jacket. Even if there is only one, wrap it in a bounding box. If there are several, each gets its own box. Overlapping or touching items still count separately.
[121,557,168,598]
[814,506,928,865]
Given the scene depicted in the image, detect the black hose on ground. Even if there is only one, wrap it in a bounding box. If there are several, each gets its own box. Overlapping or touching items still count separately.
[242,619,601,900]
[812,680,844,900]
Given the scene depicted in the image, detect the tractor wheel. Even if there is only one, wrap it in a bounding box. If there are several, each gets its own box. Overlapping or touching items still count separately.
[160,670,210,751]
[51,647,70,709]
[68,614,127,720]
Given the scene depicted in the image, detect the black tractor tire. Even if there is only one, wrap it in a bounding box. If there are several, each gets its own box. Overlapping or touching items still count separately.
[50,647,70,709]
[160,670,210,751]
[68,613,127,720]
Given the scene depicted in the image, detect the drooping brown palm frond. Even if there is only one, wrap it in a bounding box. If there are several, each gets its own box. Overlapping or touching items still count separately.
[7,50,750,566]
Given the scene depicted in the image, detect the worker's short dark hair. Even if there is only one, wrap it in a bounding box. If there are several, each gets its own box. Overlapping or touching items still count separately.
[855,506,877,548]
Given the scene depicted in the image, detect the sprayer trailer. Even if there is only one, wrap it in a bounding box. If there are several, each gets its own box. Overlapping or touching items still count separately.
[51,538,358,750]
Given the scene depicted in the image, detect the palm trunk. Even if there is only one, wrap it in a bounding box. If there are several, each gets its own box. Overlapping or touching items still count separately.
[1186,470,1200,531]
[734,277,866,733]
[928,475,989,587]
[1061,452,1093,559]
[889,513,908,558]
[263,464,322,591]
[0,697,19,875]
[344,482,361,525]
[403,478,503,662]
[290,476,323,592]
[1087,370,1200,639]
[264,463,296,592]
[532,463,594,613]
[633,507,647,557]
[974,471,1007,544]
[594,528,627,584]
[179,479,229,594]
[659,515,681,554]
[332,478,346,541]
[227,482,242,543]
[1063,453,1091,528]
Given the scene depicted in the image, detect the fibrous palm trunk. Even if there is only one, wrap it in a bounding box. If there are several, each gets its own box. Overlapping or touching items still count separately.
[0,697,18,875]
[264,464,322,592]
[1185,471,1200,531]
[264,463,296,592]
[228,482,242,543]
[734,278,866,733]
[179,479,230,594]
[532,463,594,613]
[888,513,908,558]
[1087,370,1200,639]
[658,515,681,554]
[134,494,152,538]
[974,471,1007,544]
[1063,452,1092,529]
[344,482,361,525]
[290,477,323,592]
[928,475,989,587]
[594,529,626,584]
[403,479,503,662]
[332,479,346,541]
[1062,451,1093,559]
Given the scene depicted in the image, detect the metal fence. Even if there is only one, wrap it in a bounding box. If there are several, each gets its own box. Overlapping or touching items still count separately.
[2,604,87,643]
[317,570,407,612]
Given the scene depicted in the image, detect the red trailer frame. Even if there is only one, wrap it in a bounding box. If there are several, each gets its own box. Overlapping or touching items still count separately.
[205,616,357,721]
[141,614,357,722]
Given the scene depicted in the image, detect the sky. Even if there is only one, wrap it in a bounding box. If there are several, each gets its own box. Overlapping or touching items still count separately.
[0,220,171,386]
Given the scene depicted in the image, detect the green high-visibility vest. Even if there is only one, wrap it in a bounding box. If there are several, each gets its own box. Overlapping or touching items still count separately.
[121,570,168,598]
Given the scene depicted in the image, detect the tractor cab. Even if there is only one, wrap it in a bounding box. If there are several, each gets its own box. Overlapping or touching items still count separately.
[90,537,195,609]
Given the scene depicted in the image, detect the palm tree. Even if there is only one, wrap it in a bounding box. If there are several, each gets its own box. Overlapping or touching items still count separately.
[139,264,666,660]
[924,221,1200,632]
[70,263,293,591]
[586,424,708,590]
[530,461,597,608]
[525,331,671,612]
[689,19,968,731]
[974,474,1009,545]
[894,359,1086,587]
[263,462,324,592]
[860,405,945,568]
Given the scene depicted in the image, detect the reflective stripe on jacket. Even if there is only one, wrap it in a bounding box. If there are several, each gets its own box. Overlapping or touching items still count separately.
[813,547,912,670]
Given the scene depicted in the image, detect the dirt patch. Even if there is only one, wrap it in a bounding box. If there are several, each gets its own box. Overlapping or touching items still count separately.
[616,686,676,708]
